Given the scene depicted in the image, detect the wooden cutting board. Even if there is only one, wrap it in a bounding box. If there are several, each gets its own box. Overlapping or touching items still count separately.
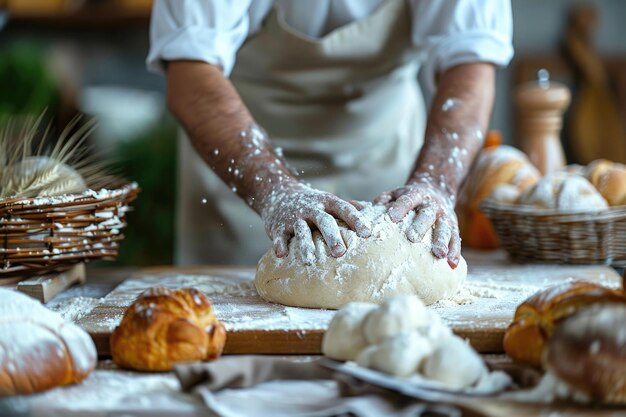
[79,253,623,356]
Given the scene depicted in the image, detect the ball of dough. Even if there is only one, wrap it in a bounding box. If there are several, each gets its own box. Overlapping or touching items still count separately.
[517,172,608,211]
[421,335,487,389]
[255,204,467,309]
[322,302,377,361]
[362,295,429,345]
[356,332,433,377]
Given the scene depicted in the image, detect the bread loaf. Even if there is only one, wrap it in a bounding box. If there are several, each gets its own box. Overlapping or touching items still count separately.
[585,159,626,206]
[503,281,626,368]
[457,145,540,249]
[110,287,226,371]
[546,304,626,404]
[517,172,608,211]
[0,288,97,396]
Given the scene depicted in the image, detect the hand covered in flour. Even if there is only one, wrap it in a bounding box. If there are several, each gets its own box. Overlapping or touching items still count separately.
[374,177,461,269]
[261,181,371,264]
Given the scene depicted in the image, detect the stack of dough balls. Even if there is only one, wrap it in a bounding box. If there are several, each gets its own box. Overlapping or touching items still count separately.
[322,295,492,390]
[0,288,97,395]
[110,287,226,371]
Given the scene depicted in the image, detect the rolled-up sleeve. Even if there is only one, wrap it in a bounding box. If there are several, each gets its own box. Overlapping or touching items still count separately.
[147,0,251,76]
[411,0,514,91]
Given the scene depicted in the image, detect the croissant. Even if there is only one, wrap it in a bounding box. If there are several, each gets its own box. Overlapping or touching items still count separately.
[0,289,97,395]
[110,287,226,371]
[503,281,626,368]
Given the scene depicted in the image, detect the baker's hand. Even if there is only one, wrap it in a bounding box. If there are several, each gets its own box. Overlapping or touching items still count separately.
[374,180,461,269]
[261,182,371,265]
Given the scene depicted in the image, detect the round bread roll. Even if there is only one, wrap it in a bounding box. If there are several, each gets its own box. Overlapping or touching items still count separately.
[546,304,626,404]
[457,145,541,249]
[5,156,87,197]
[255,204,466,309]
[0,288,97,395]
[110,287,226,371]
[517,172,608,211]
[585,159,626,206]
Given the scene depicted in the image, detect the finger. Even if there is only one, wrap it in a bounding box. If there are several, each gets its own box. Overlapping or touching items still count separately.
[432,217,452,259]
[447,231,462,269]
[313,212,346,257]
[272,228,291,258]
[387,192,425,223]
[328,199,371,238]
[373,191,394,205]
[350,200,366,210]
[294,219,315,265]
[406,204,438,243]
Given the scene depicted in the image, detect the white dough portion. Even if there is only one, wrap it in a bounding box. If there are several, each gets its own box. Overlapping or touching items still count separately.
[421,335,487,389]
[321,302,377,361]
[255,204,467,309]
[362,295,429,345]
[355,332,433,377]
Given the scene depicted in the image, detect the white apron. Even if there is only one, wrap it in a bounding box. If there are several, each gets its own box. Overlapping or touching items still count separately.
[177,0,427,265]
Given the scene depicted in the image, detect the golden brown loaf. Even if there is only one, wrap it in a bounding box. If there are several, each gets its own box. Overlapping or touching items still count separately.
[517,172,608,211]
[546,304,626,404]
[0,288,97,396]
[110,287,226,371]
[457,144,541,249]
[503,281,626,368]
[585,159,626,206]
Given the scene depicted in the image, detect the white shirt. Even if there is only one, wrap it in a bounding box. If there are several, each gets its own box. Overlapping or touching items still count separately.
[148,0,513,89]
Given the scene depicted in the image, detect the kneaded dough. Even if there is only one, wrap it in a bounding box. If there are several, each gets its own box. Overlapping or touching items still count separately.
[255,204,467,309]
[321,302,377,361]
[421,335,487,389]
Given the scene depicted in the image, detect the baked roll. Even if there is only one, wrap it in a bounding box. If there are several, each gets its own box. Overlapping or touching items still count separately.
[0,288,97,396]
[503,281,626,368]
[517,172,608,211]
[457,145,540,249]
[546,304,626,404]
[110,287,226,371]
[585,159,626,206]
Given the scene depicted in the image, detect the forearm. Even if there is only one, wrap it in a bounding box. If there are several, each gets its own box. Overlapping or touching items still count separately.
[410,63,495,200]
[166,60,297,214]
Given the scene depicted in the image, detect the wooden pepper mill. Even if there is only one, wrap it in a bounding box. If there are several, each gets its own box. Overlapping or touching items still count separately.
[516,69,571,175]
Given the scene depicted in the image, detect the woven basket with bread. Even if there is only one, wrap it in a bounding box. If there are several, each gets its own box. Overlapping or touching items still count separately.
[460,144,626,265]
[0,117,139,279]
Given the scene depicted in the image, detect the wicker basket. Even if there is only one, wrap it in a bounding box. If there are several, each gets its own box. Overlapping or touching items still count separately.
[0,182,139,278]
[480,200,626,266]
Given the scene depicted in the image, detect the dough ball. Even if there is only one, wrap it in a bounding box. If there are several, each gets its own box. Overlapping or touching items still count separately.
[517,172,608,211]
[255,204,466,309]
[418,312,453,346]
[362,295,429,345]
[322,302,377,361]
[421,335,487,389]
[356,332,433,377]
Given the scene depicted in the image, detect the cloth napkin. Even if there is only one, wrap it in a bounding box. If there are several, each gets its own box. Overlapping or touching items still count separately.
[174,356,486,417]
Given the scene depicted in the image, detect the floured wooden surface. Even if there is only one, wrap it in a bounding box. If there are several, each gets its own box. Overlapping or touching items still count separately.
[76,255,622,355]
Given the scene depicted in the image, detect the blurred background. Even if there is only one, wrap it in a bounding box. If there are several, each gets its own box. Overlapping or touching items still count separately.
[1,0,625,266]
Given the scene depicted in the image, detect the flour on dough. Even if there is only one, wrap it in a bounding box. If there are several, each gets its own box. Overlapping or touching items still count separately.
[356,332,433,378]
[255,203,467,309]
